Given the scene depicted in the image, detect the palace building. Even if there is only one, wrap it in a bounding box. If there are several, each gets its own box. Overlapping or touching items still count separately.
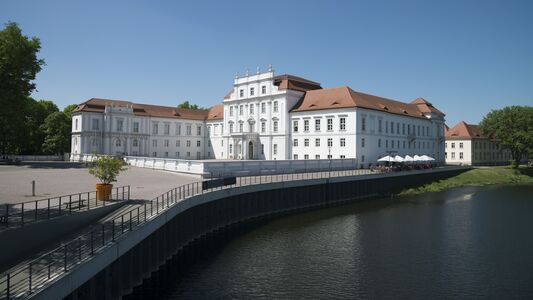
[444,121,511,166]
[71,67,447,166]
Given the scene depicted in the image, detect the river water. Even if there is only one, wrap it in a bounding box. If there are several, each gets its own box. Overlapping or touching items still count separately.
[142,185,533,299]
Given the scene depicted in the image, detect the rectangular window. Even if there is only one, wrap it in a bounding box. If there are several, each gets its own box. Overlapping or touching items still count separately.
[116,119,123,132]
[186,140,191,147]
[261,121,266,133]
[378,139,381,147]
[378,119,382,133]
[75,119,78,130]
[459,142,463,149]
[304,139,309,147]
[163,124,170,135]
[340,117,346,131]
[294,154,298,160]
[176,123,181,135]
[230,106,234,116]
[386,121,388,134]
[187,152,191,157]
[361,155,364,162]
[186,125,191,136]
[133,122,139,133]
[452,152,456,159]
[315,119,321,131]
[391,122,394,134]
[152,151,157,157]
[262,85,266,94]
[460,152,463,159]
[273,121,278,132]
[327,138,333,147]
[239,105,243,115]
[261,144,264,154]
[451,142,455,148]
[250,87,255,96]
[152,140,157,147]
[273,101,278,112]
[164,140,169,147]
[315,155,320,159]
[361,138,365,148]
[239,89,244,97]
[327,154,332,159]
[340,155,346,159]
[229,123,233,133]
[273,144,278,155]
[293,139,298,147]
[176,140,180,147]
[304,120,309,132]
[229,144,233,154]
[250,104,254,114]
[197,126,201,136]
[164,152,168,157]
[261,103,266,113]
[315,138,320,147]
[176,152,180,158]
[197,140,201,147]
[327,118,333,131]
[304,154,309,160]
[397,123,399,134]
[386,140,389,148]
[340,138,346,147]
[92,119,99,130]
[239,123,243,132]
[293,120,299,132]
[402,123,405,135]
[152,123,158,135]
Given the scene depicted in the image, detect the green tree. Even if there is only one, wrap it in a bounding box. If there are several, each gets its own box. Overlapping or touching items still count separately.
[63,104,78,119]
[0,22,45,154]
[41,111,71,154]
[22,99,59,154]
[479,106,533,168]
[177,100,205,110]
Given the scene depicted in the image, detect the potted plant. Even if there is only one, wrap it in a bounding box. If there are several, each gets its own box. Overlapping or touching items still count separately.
[89,156,127,201]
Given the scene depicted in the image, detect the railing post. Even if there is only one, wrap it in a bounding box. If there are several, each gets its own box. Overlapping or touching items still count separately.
[59,196,62,216]
[102,223,105,245]
[128,186,131,200]
[79,193,82,210]
[69,195,72,214]
[144,202,147,222]
[91,230,94,255]
[34,201,38,222]
[28,262,32,293]
[21,202,24,226]
[4,203,8,228]
[129,211,133,231]
[122,186,125,200]
[112,220,115,241]
[64,245,68,272]
[6,272,10,300]
[121,215,124,233]
[48,260,51,279]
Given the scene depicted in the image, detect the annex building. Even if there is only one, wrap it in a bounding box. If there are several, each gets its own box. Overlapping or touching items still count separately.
[71,68,447,166]
[444,121,512,166]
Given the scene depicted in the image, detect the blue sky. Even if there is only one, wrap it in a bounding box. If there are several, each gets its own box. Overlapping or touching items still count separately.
[2,0,532,126]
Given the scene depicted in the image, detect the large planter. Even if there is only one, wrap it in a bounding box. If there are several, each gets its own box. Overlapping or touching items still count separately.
[96,183,113,201]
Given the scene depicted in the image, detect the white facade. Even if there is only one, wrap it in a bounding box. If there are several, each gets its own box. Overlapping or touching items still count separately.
[445,139,511,166]
[72,68,446,166]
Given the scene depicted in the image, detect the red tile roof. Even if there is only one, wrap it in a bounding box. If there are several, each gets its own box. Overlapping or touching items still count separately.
[273,74,322,92]
[206,103,224,120]
[72,98,210,121]
[291,86,444,119]
[445,121,485,139]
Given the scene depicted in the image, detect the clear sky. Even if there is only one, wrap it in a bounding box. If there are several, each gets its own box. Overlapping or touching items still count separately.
[2,0,532,126]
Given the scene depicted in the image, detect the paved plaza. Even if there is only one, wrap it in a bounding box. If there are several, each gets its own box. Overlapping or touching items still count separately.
[0,162,199,204]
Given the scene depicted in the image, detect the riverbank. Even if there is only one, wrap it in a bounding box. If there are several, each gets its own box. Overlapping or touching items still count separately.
[399,166,533,195]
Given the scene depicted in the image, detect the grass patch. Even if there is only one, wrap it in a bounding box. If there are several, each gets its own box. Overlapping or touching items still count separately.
[399,166,533,196]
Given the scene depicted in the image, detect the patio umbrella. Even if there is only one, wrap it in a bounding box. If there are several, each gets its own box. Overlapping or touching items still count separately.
[420,155,435,161]
[404,155,414,163]
[377,155,395,162]
[413,155,425,162]
[394,155,405,163]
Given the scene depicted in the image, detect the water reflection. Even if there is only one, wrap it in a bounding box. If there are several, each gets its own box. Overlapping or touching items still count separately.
[138,185,533,299]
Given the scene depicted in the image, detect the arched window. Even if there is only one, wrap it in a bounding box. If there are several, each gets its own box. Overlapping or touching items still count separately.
[116,139,122,147]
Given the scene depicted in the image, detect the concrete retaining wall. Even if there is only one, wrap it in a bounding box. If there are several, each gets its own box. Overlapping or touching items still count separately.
[32,167,467,300]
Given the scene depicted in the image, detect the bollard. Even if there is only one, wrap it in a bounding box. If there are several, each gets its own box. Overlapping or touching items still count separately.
[31,180,35,197]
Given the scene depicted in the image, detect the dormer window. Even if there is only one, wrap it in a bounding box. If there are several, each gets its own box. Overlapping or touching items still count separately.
[239,89,244,97]
[250,87,255,96]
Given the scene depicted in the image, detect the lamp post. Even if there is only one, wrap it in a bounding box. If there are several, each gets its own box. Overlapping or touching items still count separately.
[328,146,332,178]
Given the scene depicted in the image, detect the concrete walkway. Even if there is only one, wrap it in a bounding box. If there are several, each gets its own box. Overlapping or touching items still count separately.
[0,162,198,204]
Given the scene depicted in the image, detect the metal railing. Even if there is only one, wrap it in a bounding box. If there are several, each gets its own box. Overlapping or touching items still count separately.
[0,167,386,299]
[0,186,131,230]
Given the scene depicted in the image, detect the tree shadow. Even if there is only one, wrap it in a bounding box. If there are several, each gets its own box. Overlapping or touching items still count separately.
[22,162,88,169]
[516,167,533,177]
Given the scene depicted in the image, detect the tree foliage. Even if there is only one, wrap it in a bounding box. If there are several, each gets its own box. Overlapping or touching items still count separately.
[0,22,45,154]
[177,100,205,110]
[479,106,533,166]
[89,156,127,184]
[41,111,71,154]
